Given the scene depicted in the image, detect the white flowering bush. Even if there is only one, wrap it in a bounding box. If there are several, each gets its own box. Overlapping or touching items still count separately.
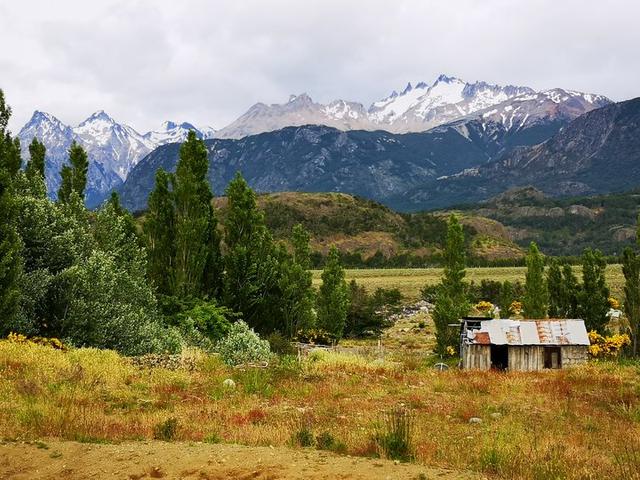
[216,320,271,366]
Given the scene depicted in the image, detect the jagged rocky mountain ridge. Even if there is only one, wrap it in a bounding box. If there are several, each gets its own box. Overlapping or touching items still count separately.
[118,113,576,213]
[214,74,610,138]
[120,96,640,213]
[396,97,640,210]
[17,111,215,206]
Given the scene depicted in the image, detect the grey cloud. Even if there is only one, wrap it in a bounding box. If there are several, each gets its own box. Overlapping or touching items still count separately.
[1,0,639,134]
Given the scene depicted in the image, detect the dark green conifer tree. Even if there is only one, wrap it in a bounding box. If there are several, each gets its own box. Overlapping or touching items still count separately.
[223,172,278,329]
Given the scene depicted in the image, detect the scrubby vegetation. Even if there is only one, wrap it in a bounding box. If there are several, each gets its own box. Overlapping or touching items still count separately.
[1,339,639,479]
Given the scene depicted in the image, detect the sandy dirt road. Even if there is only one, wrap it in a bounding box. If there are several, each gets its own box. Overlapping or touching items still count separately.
[0,440,482,479]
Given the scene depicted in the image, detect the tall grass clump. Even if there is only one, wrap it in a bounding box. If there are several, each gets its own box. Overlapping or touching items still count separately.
[292,414,315,447]
[374,406,414,462]
[153,417,178,441]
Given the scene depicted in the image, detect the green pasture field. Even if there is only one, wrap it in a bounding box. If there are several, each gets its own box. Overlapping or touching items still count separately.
[312,265,625,301]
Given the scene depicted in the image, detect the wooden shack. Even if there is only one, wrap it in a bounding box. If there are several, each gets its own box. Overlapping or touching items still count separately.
[460,319,590,371]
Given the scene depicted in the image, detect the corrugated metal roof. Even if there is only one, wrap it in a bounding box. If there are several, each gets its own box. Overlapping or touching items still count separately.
[465,319,590,346]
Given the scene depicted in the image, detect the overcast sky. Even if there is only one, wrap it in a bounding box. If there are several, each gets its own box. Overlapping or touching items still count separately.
[1,0,639,133]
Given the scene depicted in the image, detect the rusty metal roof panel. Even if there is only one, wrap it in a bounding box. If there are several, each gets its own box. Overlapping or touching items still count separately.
[468,319,589,346]
[474,331,491,345]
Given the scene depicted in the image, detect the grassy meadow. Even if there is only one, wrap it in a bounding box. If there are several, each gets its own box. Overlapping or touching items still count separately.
[313,265,626,301]
[1,340,639,479]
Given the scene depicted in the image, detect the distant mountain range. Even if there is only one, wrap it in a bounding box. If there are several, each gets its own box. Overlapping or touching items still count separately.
[117,115,578,212]
[18,73,618,208]
[398,97,640,210]
[214,74,610,138]
[120,96,639,213]
[17,111,215,206]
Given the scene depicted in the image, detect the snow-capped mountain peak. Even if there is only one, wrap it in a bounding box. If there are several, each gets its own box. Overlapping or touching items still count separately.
[213,74,611,139]
[22,111,72,138]
[144,120,214,145]
[18,110,215,206]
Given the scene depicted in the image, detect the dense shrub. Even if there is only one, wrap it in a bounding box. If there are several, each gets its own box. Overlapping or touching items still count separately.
[216,320,271,366]
[345,280,403,337]
[266,331,296,355]
[153,417,178,441]
[176,301,234,342]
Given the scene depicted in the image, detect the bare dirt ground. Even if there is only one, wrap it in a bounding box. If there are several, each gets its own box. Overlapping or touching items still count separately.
[0,440,482,480]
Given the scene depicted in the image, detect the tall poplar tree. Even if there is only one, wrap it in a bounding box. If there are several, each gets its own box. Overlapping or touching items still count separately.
[144,169,176,296]
[202,203,224,299]
[523,242,547,318]
[292,223,312,269]
[547,259,563,318]
[173,131,217,297]
[622,245,640,357]
[0,91,23,329]
[579,248,610,333]
[26,138,46,179]
[317,246,348,341]
[279,224,314,337]
[561,263,580,318]
[58,141,88,203]
[223,172,278,329]
[432,214,469,353]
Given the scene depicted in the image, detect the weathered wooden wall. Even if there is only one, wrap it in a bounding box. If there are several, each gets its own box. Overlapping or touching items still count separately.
[560,345,589,366]
[462,344,491,370]
[462,344,589,370]
[508,346,543,371]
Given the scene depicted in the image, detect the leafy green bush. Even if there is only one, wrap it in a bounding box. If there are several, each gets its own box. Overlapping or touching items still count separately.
[57,251,182,355]
[315,431,346,453]
[216,320,271,366]
[292,415,315,447]
[177,301,233,342]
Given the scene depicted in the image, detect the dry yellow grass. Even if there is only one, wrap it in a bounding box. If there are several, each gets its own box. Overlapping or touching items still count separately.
[1,340,639,479]
[313,265,626,301]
